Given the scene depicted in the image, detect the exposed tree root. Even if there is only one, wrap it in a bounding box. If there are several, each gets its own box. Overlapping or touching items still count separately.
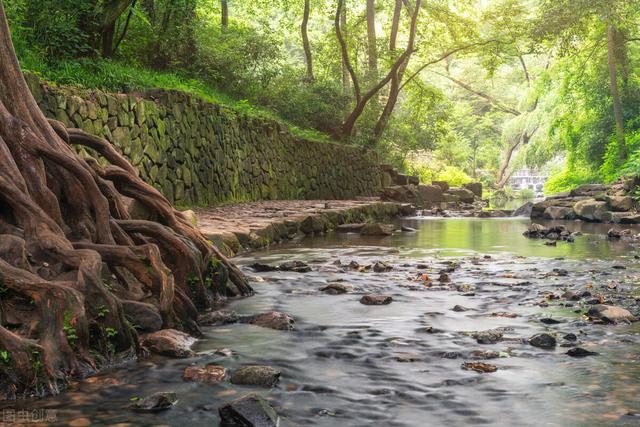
[0,1,251,400]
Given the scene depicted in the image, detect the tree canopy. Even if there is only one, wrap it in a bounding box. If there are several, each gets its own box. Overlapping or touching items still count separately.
[6,0,640,191]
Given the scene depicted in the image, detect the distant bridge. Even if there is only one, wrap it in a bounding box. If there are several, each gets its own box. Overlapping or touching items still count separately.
[508,169,548,195]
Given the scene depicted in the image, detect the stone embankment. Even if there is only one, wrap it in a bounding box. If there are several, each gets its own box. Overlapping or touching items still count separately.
[27,74,384,206]
[194,199,413,255]
[530,179,640,223]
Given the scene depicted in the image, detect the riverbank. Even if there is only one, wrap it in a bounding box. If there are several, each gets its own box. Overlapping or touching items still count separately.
[195,199,414,256]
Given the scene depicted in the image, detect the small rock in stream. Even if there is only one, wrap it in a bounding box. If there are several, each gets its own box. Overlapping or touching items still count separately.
[451,305,469,312]
[130,392,178,412]
[587,305,635,323]
[199,310,240,326]
[567,347,598,357]
[219,393,279,427]
[140,329,196,358]
[184,365,227,384]
[360,295,393,305]
[244,312,295,331]
[472,350,501,360]
[528,333,557,349]
[540,318,563,325]
[249,263,279,272]
[401,226,417,232]
[279,260,311,273]
[563,333,578,341]
[472,329,503,344]
[320,283,354,294]
[461,362,498,373]
[438,272,451,283]
[230,365,281,388]
[372,261,393,273]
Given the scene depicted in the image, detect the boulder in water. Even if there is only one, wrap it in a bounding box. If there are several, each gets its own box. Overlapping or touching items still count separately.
[140,329,196,358]
[244,311,295,330]
[230,365,281,388]
[184,365,227,384]
[219,393,279,427]
[528,333,557,349]
[573,199,608,221]
[130,392,178,412]
[587,305,635,323]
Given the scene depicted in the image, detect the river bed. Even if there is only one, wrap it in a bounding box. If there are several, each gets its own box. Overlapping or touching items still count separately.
[3,217,640,426]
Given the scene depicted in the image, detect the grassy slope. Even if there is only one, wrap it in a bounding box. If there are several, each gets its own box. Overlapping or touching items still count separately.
[20,55,331,144]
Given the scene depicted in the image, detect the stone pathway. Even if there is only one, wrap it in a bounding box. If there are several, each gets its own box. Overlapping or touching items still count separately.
[195,199,410,255]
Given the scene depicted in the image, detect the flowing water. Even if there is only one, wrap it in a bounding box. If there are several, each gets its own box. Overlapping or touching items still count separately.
[3,217,640,427]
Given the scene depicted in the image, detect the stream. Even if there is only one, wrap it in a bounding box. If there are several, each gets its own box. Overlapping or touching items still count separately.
[3,217,640,426]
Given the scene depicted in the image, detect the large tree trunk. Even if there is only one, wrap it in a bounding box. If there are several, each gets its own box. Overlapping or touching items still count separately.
[100,0,136,57]
[0,1,251,400]
[608,25,625,159]
[301,0,314,82]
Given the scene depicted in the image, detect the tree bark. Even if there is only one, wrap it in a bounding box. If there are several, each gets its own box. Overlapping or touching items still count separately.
[366,0,378,77]
[0,0,251,400]
[100,0,136,57]
[221,0,228,30]
[608,24,625,159]
[301,0,314,82]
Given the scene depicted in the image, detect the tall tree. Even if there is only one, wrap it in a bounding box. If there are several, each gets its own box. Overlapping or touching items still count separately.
[0,0,250,399]
[301,0,314,82]
[221,0,228,29]
[608,25,625,157]
[335,0,421,139]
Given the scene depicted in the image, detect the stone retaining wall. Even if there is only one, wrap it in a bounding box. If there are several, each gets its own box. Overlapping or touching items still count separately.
[26,75,384,206]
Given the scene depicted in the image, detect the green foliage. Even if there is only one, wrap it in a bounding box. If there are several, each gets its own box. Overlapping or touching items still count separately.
[0,350,10,365]
[63,311,78,343]
[545,164,599,194]
[96,305,110,319]
[105,327,118,338]
[437,166,473,187]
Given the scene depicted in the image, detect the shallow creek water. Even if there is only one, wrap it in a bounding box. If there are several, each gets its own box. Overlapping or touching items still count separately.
[4,217,640,426]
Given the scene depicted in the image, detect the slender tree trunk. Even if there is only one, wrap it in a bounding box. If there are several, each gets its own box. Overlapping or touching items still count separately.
[341,0,421,139]
[608,25,625,159]
[221,0,228,29]
[389,0,402,51]
[366,0,377,77]
[301,0,314,82]
[340,4,350,121]
[371,0,409,142]
[0,0,250,400]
